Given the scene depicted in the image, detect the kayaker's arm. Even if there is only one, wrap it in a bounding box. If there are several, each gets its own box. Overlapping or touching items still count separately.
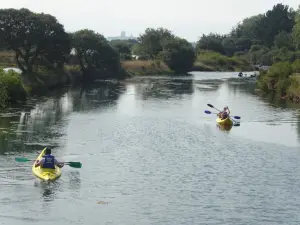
[34,159,42,167]
[54,159,64,168]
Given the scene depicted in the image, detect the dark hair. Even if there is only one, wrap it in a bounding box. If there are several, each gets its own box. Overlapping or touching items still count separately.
[45,147,51,155]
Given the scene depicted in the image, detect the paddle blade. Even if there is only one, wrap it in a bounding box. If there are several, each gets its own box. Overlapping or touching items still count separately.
[15,157,31,162]
[233,116,241,119]
[204,110,211,114]
[207,104,214,108]
[66,162,82,168]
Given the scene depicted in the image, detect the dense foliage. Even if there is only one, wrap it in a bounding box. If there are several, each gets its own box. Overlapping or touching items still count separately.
[196,4,300,66]
[132,28,196,73]
[0,8,124,79]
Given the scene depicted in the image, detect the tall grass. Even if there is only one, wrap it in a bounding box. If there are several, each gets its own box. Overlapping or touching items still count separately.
[121,60,172,75]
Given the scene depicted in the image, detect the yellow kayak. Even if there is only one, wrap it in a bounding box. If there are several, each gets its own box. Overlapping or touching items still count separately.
[216,116,233,126]
[32,148,62,181]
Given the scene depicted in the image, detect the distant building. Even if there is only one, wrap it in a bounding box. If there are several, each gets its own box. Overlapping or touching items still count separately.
[107,31,137,41]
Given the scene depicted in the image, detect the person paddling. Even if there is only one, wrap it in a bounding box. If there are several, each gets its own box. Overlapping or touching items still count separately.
[218,106,230,119]
[35,147,64,168]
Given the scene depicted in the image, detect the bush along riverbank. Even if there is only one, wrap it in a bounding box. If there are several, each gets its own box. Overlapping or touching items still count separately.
[192,50,254,72]
[256,60,300,103]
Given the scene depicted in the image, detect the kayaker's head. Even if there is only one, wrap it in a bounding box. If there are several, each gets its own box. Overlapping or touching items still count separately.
[45,147,52,155]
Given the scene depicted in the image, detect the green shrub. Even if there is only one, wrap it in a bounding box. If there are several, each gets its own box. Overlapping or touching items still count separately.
[292,59,300,73]
[0,69,26,108]
[196,50,251,71]
[267,62,292,78]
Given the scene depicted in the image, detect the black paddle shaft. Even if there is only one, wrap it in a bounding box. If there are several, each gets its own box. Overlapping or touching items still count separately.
[207,104,221,112]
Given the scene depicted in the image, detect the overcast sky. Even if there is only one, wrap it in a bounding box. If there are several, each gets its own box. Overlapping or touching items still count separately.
[2,0,299,42]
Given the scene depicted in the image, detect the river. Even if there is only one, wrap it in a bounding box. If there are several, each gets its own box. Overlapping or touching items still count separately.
[0,71,300,225]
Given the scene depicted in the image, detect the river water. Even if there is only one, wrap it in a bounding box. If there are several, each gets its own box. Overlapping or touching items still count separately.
[0,71,300,225]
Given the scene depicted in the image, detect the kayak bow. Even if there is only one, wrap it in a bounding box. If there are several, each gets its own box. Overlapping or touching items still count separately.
[216,116,233,126]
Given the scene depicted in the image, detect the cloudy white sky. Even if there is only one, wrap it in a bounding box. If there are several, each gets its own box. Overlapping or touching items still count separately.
[2,0,299,42]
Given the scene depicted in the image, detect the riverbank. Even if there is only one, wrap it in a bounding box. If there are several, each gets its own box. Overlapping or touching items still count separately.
[256,60,300,103]
[121,60,173,76]
[192,50,254,72]
[122,54,254,76]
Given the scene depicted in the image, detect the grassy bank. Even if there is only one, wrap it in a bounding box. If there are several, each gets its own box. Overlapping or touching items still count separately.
[122,60,173,76]
[256,60,300,103]
[193,50,254,72]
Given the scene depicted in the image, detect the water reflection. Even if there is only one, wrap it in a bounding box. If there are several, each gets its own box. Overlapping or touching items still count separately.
[216,123,233,132]
[71,81,126,112]
[194,79,223,93]
[226,78,257,96]
[0,81,126,154]
[133,77,194,100]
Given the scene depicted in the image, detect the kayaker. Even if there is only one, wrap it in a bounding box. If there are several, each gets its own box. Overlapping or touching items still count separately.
[34,147,64,169]
[218,106,230,119]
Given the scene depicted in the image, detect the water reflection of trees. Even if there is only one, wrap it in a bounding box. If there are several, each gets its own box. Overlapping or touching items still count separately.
[226,79,257,96]
[0,81,125,154]
[134,78,194,100]
[71,81,126,112]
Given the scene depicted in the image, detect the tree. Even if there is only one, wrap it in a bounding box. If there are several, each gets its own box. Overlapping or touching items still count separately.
[137,28,175,59]
[253,4,295,47]
[221,38,236,56]
[0,8,70,73]
[160,38,195,73]
[110,40,132,60]
[71,29,121,74]
[274,31,294,49]
[292,6,300,50]
[230,15,263,40]
[196,33,226,54]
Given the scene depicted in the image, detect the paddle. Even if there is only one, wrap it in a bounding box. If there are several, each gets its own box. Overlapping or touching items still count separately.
[207,103,221,112]
[15,157,82,168]
[204,110,241,120]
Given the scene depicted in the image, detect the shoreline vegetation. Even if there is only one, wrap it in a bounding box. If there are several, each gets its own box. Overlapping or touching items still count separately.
[0,3,300,108]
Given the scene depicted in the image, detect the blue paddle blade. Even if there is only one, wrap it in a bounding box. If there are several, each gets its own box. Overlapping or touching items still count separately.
[204,110,211,114]
[233,116,241,119]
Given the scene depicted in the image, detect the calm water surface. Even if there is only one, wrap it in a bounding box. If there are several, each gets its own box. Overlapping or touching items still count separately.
[0,71,300,225]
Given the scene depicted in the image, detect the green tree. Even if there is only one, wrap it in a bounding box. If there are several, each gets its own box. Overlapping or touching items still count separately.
[196,33,225,54]
[136,28,175,59]
[110,40,132,60]
[160,38,195,74]
[254,4,295,47]
[230,15,263,40]
[292,6,300,50]
[71,29,121,74]
[274,31,294,49]
[110,39,137,49]
[0,8,70,73]
[221,38,236,56]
